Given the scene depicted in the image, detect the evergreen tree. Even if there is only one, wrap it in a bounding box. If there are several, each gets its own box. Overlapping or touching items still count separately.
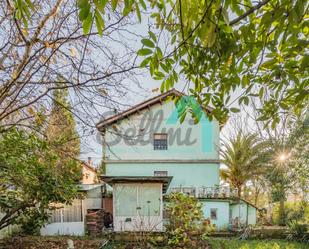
[46,86,80,162]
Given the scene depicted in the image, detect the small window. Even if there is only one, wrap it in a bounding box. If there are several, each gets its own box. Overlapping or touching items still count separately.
[154,171,168,176]
[154,133,168,150]
[210,208,217,220]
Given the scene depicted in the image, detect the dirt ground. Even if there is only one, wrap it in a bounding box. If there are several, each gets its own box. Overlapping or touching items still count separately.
[0,236,103,249]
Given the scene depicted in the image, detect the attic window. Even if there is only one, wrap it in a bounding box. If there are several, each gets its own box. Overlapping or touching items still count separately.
[153,133,168,150]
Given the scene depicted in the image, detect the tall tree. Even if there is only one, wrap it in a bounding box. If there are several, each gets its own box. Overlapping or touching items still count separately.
[46,86,80,160]
[220,132,269,197]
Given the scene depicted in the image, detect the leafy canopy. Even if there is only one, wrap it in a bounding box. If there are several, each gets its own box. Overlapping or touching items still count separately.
[0,128,80,230]
[13,0,309,126]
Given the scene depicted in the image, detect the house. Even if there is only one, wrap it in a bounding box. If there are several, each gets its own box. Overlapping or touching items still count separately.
[40,162,103,236]
[81,157,99,184]
[96,89,258,232]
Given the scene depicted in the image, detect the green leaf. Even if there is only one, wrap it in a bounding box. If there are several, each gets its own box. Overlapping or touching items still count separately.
[123,0,132,16]
[95,10,104,36]
[141,38,155,48]
[82,13,93,34]
[230,107,240,113]
[137,48,153,56]
[139,0,147,10]
[135,2,141,22]
[148,31,157,43]
[79,4,90,21]
[111,0,118,11]
[94,0,108,12]
[140,57,151,68]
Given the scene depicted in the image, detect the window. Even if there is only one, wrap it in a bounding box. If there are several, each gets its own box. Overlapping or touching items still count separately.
[154,171,168,176]
[153,133,168,150]
[210,208,217,220]
[50,199,83,223]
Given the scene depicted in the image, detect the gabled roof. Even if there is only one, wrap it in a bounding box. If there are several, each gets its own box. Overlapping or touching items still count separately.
[96,89,214,131]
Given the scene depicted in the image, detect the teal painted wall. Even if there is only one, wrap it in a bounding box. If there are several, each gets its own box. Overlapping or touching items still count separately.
[248,206,257,225]
[202,200,229,230]
[104,99,220,188]
[106,163,220,188]
[104,100,220,161]
[230,202,257,225]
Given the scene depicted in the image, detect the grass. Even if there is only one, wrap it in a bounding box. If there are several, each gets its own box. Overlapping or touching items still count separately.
[1,236,308,248]
[208,238,308,249]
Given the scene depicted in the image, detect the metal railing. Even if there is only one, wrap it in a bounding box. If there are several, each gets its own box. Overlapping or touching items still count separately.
[168,186,238,198]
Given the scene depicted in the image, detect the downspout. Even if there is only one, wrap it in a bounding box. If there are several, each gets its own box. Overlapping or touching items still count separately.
[246,203,249,226]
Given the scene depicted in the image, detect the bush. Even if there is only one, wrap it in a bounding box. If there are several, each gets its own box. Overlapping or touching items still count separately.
[165,192,214,248]
[287,221,309,242]
[272,201,309,225]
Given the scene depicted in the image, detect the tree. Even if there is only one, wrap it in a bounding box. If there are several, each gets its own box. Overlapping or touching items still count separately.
[0,128,79,230]
[265,113,309,225]
[0,0,140,133]
[45,86,80,160]
[220,132,270,197]
[9,1,308,128]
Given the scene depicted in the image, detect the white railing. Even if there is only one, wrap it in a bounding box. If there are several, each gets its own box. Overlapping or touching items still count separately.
[168,186,238,198]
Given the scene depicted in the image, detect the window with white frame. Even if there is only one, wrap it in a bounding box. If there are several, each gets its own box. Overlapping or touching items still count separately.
[210,208,217,220]
[153,133,168,150]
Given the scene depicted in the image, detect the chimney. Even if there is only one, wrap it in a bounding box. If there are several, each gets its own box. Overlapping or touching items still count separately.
[87,157,92,166]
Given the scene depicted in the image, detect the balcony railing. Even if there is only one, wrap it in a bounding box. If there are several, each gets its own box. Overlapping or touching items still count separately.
[168,186,238,199]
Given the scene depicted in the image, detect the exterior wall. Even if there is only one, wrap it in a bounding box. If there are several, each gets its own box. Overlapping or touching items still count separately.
[40,186,103,236]
[248,206,257,225]
[104,100,220,162]
[40,221,85,236]
[82,166,98,184]
[107,163,219,188]
[40,199,85,236]
[113,183,163,232]
[201,200,230,230]
[230,201,257,226]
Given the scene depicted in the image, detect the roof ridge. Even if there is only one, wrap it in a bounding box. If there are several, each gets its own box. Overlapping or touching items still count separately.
[96,88,184,130]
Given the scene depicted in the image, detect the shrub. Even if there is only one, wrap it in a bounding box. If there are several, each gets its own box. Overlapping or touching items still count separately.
[272,201,309,225]
[287,220,309,242]
[165,192,214,248]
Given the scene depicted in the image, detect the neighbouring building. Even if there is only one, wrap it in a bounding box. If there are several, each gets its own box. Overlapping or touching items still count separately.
[40,162,103,236]
[96,89,258,232]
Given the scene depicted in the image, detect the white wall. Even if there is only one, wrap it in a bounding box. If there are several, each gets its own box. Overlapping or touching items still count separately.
[113,183,163,232]
[40,222,85,236]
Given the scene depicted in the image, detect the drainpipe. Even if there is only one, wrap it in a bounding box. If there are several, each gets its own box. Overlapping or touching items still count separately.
[246,204,249,226]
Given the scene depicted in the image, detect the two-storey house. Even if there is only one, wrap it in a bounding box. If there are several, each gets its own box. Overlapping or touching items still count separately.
[97,89,257,232]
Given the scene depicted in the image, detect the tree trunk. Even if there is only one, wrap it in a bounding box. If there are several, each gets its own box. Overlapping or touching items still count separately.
[237,186,242,198]
[278,199,285,225]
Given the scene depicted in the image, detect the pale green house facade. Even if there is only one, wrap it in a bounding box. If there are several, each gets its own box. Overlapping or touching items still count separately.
[97,89,257,231]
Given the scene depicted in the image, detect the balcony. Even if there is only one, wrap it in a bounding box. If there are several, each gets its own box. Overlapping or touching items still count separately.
[168,186,238,199]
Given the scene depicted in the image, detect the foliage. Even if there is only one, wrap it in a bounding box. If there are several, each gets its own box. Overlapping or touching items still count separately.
[0,128,80,231]
[165,192,214,248]
[45,86,80,161]
[208,238,308,249]
[137,0,309,126]
[266,114,309,225]
[12,1,309,127]
[220,131,270,197]
[287,221,309,243]
[272,202,309,226]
